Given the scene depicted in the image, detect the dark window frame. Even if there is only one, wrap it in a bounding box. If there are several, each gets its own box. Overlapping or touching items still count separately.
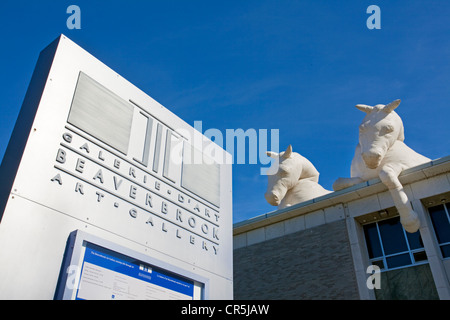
[363,216,428,271]
[428,203,450,259]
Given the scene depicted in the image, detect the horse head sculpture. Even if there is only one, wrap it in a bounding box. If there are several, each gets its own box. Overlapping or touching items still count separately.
[356,99,405,169]
[333,99,430,233]
[265,145,331,209]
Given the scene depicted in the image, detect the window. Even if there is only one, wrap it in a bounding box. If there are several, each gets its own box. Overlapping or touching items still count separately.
[363,216,427,271]
[428,203,450,258]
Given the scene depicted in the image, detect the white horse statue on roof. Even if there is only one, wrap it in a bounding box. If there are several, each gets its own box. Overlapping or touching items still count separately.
[265,145,332,209]
[333,99,430,233]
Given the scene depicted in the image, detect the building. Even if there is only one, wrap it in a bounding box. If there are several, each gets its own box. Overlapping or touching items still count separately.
[233,156,450,300]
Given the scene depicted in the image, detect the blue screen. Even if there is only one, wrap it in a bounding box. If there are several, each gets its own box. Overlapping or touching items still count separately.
[75,242,195,300]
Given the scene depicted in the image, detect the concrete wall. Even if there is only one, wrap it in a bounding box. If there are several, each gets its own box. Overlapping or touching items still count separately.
[234,219,359,299]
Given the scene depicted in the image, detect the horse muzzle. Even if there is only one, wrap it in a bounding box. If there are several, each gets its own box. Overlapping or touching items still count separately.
[265,192,280,206]
[362,151,382,169]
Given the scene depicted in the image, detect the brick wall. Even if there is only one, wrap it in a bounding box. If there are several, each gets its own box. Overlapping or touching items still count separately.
[233,219,359,299]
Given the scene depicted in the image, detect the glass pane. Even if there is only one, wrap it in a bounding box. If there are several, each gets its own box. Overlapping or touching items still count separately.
[363,224,383,258]
[413,251,427,263]
[406,231,424,250]
[429,205,450,244]
[441,244,450,258]
[378,217,408,255]
[386,253,411,269]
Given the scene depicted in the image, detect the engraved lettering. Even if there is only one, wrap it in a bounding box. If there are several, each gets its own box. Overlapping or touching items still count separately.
[188,217,196,228]
[212,227,219,240]
[129,185,137,199]
[93,169,104,184]
[80,143,90,153]
[62,132,72,143]
[53,129,222,256]
[95,191,104,202]
[129,208,137,218]
[75,158,85,173]
[75,182,84,195]
[161,202,168,214]
[176,209,183,222]
[145,193,153,207]
[56,149,66,164]
[113,176,123,190]
[51,174,63,185]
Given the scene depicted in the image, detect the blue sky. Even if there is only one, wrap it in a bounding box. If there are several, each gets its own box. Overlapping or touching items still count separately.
[0,1,449,224]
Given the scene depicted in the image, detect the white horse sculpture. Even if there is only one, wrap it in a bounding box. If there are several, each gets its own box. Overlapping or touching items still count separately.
[333,99,430,233]
[265,145,332,209]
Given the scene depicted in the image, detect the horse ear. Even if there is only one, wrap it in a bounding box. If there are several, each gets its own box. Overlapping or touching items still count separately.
[266,151,279,159]
[383,99,401,113]
[282,145,293,159]
[356,104,374,113]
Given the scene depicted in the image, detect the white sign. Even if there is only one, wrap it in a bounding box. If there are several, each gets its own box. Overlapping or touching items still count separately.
[0,35,233,299]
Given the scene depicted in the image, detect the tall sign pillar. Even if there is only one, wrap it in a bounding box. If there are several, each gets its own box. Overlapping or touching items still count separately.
[0,35,233,300]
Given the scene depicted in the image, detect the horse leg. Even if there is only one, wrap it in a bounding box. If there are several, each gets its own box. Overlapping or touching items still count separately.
[379,165,420,233]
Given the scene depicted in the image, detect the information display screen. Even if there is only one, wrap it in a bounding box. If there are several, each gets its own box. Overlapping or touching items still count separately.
[55,230,206,300]
[75,243,195,300]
